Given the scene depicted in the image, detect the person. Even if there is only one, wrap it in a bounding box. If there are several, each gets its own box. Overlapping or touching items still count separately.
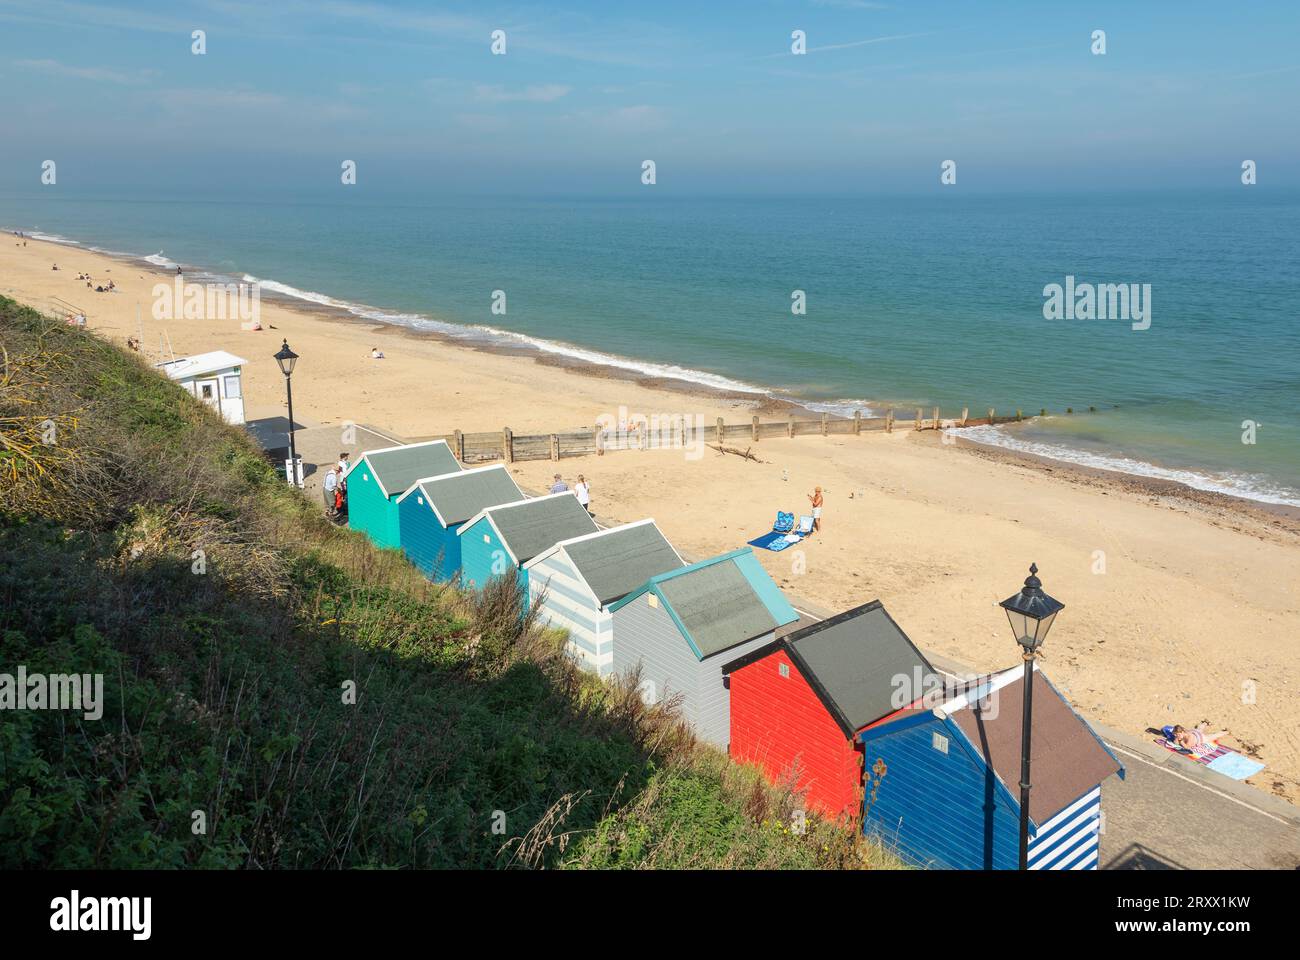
[126,336,140,352]
[807,485,824,533]
[370,346,385,359]
[322,467,339,517]
[1171,723,1227,753]
[549,473,568,494]
[574,474,591,514]
[337,452,350,480]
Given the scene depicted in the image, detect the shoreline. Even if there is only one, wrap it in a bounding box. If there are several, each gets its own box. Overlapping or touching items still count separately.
[6,225,1297,517]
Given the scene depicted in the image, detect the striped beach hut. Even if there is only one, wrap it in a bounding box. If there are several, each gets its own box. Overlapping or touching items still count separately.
[523,520,683,675]
[856,663,1124,870]
[722,600,934,817]
[345,439,462,549]
[608,547,799,747]
[457,492,598,594]
[395,465,524,581]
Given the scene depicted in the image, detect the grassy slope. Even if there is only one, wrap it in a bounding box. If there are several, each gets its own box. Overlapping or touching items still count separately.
[0,297,899,869]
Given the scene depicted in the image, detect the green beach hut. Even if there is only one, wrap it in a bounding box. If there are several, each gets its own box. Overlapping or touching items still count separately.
[344,439,462,549]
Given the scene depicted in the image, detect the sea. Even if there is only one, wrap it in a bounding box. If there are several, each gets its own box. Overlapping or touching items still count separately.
[4,188,1298,506]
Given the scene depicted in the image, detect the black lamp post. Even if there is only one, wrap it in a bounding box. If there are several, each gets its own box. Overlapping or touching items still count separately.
[273,339,300,486]
[999,562,1064,870]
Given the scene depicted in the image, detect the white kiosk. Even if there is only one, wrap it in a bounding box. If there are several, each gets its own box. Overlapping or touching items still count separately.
[157,351,248,425]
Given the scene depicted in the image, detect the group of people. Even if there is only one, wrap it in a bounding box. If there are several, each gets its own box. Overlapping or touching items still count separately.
[322,452,352,520]
[12,230,26,247]
[549,473,592,514]
[76,272,115,293]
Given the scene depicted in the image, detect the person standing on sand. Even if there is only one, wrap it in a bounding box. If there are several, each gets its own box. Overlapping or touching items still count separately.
[550,473,568,494]
[575,474,591,515]
[807,486,823,533]
[323,467,339,518]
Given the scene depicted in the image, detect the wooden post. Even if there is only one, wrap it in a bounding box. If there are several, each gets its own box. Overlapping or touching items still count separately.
[453,428,465,461]
[961,407,969,426]
[886,409,894,434]
[503,427,513,464]
[716,417,725,446]
[987,408,995,425]
[787,418,795,438]
[752,415,760,442]
[853,409,861,435]
[932,406,940,430]
[1016,409,1023,421]
[821,412,829,436]
[915,407,923,432]
[549,433,559,461]
[1040,408,1047,417]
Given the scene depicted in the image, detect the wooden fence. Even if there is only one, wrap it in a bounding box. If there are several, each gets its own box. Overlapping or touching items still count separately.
[439,406,1031,465]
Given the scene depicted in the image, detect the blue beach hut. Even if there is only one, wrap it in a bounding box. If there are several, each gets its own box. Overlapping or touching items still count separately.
[396,465,524,581]
[856,663,1124,870]
[457,492,599,595]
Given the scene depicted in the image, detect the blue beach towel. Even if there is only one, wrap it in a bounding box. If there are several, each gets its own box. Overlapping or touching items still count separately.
[1206,752,1265,780]
[748,531,794,552]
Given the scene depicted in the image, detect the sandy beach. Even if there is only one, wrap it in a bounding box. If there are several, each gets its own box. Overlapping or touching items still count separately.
[4,234,1298,805]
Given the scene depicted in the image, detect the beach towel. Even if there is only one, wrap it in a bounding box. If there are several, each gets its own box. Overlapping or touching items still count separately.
[748,531,794,552]
[1151,735,1264,779]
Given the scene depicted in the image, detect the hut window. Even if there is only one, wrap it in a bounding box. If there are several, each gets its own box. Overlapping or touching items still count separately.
[647,593,659,609]
[483,533,491,544]
[222,375,241,399]
[362,473,369,481]
[417,496,424,506]
[931,732,949,754]
[778,662,790,678]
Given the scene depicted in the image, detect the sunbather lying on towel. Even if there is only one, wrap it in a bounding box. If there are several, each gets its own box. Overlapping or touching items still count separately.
[1170,722,1228,753]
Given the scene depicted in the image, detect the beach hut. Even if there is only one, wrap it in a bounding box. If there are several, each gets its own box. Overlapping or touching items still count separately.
[344,439,462,549]
[855,663,1124,870]
[608,547,799,747]
[722,600,935,817]
[457,492,598,594]
[523,520,684,675]
[395,465,524,581]
[157,351,247,425]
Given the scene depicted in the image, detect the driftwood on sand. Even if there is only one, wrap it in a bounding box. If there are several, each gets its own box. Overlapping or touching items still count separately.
[707,443,765,463]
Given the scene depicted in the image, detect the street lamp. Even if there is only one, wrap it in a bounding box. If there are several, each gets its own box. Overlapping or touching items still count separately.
[999,562,1064,870]
[273,339,300,486]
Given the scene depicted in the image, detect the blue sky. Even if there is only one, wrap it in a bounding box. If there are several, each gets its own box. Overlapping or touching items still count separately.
[1,0,1297,195]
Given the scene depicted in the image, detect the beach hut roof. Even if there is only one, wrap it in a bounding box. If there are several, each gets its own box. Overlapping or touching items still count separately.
[862,664,1124,825]
[460,492,598,566]
[396,464,524,527]
[527,519,683,606]
[610,548,799,659]
[346,439,461,497]
[157,350,246,379]
[724,601,934,735]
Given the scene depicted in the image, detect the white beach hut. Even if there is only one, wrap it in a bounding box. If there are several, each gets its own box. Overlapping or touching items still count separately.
[157,351,248,425]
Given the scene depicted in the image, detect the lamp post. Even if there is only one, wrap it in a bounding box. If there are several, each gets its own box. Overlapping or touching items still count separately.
[999,562,1064,870]
[273,339,300,487]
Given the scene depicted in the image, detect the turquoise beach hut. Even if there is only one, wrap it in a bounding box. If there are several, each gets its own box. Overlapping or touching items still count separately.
[344,439,461,549]
[396,465,524,581]
[457,492,598,594]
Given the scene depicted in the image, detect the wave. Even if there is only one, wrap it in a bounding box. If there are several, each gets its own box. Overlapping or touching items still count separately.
[951,424,1300,507]
[242,273,771,398]
[28,231,79,244]
[802,398,879,419]
[143,251,177,268]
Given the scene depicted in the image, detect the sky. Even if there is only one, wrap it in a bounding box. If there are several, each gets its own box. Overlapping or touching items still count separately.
[1,0,1298,196]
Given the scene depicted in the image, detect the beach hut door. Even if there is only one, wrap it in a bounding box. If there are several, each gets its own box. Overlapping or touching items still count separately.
[196,378,221,414]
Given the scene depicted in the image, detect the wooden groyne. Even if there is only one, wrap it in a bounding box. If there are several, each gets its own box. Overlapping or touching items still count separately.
[438,406,1038,465]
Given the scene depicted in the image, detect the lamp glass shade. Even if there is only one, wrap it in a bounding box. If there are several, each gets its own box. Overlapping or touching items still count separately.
[999,563,1064,653]
[274,340,299,377]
